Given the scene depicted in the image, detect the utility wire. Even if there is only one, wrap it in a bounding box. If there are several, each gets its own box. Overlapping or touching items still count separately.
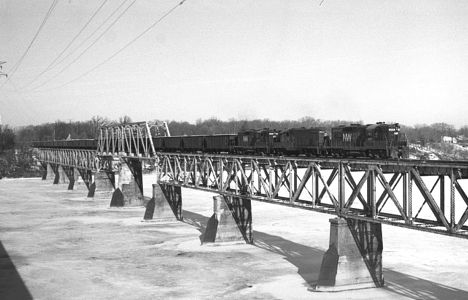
[1,0,58,88]
[35,0,188,92]
[27,0,135,92]
[49,0,129,74]
[21,0,109,90]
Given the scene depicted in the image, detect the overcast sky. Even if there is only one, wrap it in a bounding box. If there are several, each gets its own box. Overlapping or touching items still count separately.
[1,0,467,127]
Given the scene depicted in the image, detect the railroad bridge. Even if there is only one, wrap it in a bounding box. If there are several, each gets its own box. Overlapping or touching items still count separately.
[33,121,468,291]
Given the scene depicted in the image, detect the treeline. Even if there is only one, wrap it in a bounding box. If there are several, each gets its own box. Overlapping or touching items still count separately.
[0,125,15,152]
[7,116,468,146]
[402,123,468,145]
[13,116,355,145]
[166,117,354,136]
[0,125,36,178]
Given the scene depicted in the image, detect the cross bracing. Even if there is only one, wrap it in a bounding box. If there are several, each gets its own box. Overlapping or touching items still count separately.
[156,153,468,239]
[37,148,98,172]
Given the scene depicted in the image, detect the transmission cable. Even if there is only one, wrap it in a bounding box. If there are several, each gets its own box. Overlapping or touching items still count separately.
[21,0,109,90]
[1,0,58,88]
[49,0,129,75]
[34,0,188,92]
[28,0,136,92]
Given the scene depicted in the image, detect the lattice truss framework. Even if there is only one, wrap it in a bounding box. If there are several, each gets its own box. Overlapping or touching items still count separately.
[97,121,168,157]
[157,153,468,238]
[38,148,98,171]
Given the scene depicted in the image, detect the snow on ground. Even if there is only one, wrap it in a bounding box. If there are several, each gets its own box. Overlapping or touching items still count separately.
[1,178,468,299]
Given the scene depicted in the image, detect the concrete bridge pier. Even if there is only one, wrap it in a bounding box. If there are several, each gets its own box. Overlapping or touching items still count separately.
[45,163,55,182]
[202,195,252,244]
[56,165,69,185]
[87,171,115,198]
[40,162,48,180]
[143,183,182,221]
[73,168,87,189]
[314,217,384,291]
[49,164,61,184]
[110,158,144,207]
[61,166,76,190]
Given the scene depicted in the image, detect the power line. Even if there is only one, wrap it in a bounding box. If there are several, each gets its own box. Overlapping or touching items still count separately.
[35,0,188,92]
[21,0,109,90]
[1,0,58,88]
[27,0,135,92]
[50,0,129,74]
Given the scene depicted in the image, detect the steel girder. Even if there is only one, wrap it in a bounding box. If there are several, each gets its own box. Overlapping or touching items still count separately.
[37,148,98,171]
[97,121,168,157]
[156,153,468,239]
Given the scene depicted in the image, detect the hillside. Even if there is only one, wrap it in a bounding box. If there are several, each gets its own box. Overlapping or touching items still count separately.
[409,143,468,160]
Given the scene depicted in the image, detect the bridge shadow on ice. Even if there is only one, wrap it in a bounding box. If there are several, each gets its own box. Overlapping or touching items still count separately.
[0,241,33,300]
[183,210,468,300]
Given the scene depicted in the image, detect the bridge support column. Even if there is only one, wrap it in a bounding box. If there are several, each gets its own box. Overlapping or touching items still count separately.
[88,171,115,198]
[142,162,158,199]
[202,195,252,244]
[62,166,76,190]
[110,159,144,207]
[40,162,48,180]
[50,164,60,184]
[73,168,87,189]
[143,184,182,221]
[45,163,55,182]
[56,165,69,185]
[315,217,384,291]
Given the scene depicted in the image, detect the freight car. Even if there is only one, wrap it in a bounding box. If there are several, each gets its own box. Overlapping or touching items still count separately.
[31,139,96,150]
[153,134,236,153]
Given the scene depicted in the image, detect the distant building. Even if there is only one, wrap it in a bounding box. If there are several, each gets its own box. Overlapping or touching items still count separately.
[441,136,457,144]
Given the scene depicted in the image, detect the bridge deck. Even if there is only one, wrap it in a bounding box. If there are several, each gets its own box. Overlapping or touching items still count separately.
[34,145,468,239]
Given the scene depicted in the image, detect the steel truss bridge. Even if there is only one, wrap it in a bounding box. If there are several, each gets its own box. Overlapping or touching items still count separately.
[33,122,468,239]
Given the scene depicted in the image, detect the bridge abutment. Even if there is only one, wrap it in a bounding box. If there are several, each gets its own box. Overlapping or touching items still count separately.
[315,217,384,291]
[203,195,252,244]
[110,159,144,207]
[143,183,182,221]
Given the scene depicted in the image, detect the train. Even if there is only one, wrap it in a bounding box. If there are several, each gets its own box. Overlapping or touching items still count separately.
[32,122,409,159]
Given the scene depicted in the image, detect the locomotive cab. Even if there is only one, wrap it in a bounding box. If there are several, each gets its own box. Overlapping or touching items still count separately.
[364,122,408,158]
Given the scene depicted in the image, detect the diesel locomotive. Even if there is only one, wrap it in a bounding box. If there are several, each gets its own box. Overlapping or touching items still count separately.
[32,122,409,159]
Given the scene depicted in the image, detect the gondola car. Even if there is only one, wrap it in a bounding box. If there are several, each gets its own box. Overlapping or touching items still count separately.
[203,134,237,153]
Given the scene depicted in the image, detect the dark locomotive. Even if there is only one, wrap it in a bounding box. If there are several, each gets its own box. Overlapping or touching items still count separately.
[32,122,409,159]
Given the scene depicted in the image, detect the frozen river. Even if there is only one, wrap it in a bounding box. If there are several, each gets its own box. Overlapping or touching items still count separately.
[1,178,468,299]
